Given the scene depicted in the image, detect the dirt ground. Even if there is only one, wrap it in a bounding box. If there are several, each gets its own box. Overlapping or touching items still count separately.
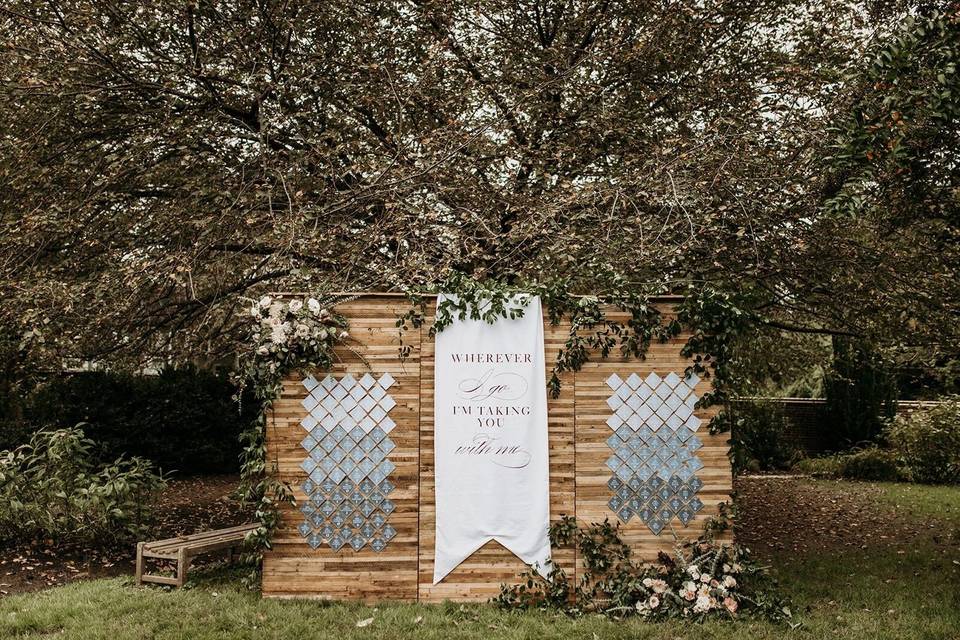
[0,474,251,596]
[2,474,956,596]
[735,475,956,558]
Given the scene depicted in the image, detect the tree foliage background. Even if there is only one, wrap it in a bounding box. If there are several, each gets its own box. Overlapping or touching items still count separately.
[1,1,957,387]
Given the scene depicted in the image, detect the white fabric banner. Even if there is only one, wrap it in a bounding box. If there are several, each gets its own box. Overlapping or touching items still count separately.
[433,294,551,584]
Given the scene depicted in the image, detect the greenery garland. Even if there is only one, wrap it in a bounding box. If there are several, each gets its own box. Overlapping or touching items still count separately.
[396,272,693,398]
[236,295,348,583]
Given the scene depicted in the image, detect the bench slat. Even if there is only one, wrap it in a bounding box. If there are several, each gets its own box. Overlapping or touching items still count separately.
[136,523,258,588]
[143,524,259,552]
[139,574,180,586]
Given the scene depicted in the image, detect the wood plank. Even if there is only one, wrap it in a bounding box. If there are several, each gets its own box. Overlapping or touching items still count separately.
[262,298,421,602]
[260,295,732,602]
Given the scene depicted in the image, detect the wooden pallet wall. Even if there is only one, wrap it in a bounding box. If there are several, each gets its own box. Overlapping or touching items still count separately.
[262,294,731,602]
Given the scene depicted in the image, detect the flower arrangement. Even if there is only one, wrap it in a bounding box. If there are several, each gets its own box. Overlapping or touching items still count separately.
[236,295,348,581]
[494,515,792,623]
[630,539,786,621]
[245,295,348,367]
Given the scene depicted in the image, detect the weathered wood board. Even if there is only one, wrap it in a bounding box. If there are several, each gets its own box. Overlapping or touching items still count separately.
[262,294,731,602]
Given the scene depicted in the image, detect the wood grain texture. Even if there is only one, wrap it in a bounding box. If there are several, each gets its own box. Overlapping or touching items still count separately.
[572,307,732,557]
[262,295,731,602]
[262,298,421,601]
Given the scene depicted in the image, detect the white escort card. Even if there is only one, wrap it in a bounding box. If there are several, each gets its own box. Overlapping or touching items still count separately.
[432,294,551,583]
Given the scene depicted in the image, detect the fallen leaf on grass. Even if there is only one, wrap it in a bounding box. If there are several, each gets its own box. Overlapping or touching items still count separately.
[356,617,374,628]
[413,616,423,624]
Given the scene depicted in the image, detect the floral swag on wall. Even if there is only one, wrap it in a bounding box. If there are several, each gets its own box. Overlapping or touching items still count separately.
[236,295,349,581]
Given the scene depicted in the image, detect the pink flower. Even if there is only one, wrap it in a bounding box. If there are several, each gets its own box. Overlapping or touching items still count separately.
[724,596,738,613]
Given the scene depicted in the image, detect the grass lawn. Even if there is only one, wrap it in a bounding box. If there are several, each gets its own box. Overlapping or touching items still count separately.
[1,479,957,640]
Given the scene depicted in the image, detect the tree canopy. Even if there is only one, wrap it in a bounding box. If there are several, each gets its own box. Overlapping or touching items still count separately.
[1,1,956,373]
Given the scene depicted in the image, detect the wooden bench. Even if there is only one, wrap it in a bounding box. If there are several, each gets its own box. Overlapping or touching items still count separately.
[135,523,260,587]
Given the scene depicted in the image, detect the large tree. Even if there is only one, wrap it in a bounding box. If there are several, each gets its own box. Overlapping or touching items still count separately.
[0,1,956,370]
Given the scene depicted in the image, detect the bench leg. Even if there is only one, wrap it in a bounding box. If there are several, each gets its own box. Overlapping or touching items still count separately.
[136,542,144,586]
[176,548,190,588]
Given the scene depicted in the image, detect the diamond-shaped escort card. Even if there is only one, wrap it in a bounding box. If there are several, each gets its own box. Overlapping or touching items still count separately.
[604,371,705,535]
[295,373,399,551]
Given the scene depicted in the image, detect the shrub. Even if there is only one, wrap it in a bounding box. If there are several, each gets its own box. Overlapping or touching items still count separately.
[0,427,166,545]
[887,397,960,484]
[730,401,797,473]
[794,447,903,482]
[13,367,254,474]
[837,447,903,482]
[793,455,843,478]
[494,516,792,622]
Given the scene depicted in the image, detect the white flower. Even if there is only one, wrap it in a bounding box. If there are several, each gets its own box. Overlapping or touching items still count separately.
[249,304,261,318]
[693,594,713,613]
[648,595,660,609]
[700,573,712,584]
[295,323,310,338]
[338,330,349,339]
[258,295,272,308]
[723,575,737,589]
[256,345,269,355]
[270,323,290,344]
[731,563,742,573]
[307,298,321,314]
[288,299,303,313]
[642,578,653,588]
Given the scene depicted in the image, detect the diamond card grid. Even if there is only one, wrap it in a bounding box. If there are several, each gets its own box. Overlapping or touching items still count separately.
[605,372,705,535]
[297,373,398,552]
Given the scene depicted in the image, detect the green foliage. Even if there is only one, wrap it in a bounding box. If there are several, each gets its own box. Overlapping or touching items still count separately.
[729,401,798,473]
[794,448,902,482]
[3,367,254,473]
[398,273,682,398]
[793,455,843,478]
[493,517,791,622]
[825,11,960,221]
[235,295,347,583]
[824,338,897,449]
[886,397,960,484]
[0,427,165,545]
[836,447,903,482]
[494,516,791,622]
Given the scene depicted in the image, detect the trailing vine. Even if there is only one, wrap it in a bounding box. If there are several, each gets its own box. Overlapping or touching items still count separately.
[235,295,348,583]
[492,515,792,622]
[675,286,757,435]
[396,273,684,398]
